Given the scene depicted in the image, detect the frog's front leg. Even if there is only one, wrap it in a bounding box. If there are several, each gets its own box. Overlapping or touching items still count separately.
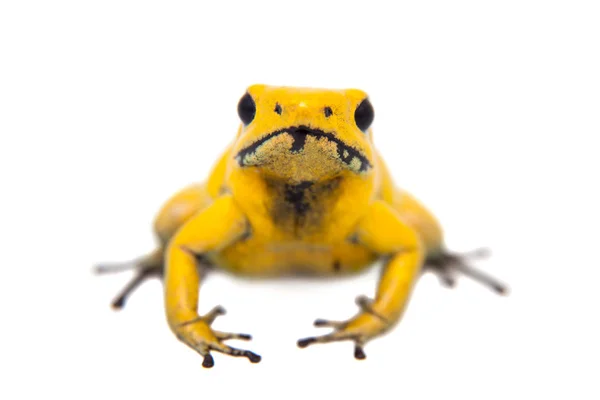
[298,201,424,359]
[165,194,261,368]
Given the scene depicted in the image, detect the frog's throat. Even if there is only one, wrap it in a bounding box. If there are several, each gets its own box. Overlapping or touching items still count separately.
[234,126,372,173]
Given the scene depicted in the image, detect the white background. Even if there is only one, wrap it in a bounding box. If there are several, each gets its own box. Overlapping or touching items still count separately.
[1,1,599,399]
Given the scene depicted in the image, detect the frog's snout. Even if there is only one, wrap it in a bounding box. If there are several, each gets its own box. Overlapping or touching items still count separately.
[235,126,372,174]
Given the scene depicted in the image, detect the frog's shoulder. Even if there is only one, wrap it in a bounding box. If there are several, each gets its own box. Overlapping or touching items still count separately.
[206,143,235,198]
[371,150,397,204]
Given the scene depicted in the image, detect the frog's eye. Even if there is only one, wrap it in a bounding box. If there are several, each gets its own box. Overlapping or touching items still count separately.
[354,98,374,132]
[237,93,256,125]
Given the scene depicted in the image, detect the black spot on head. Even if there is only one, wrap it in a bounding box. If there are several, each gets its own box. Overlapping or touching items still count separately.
[324,107,333,118]
[274,103,282,115]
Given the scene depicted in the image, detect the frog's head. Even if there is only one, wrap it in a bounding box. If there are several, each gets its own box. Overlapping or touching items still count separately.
[232,84,376,183]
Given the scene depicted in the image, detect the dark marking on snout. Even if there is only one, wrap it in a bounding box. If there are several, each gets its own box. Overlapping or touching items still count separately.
[289,128,308,153]
[235,125,372,172]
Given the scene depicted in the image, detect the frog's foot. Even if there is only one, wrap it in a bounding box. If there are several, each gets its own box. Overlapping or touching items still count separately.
[174,306,261,368]
[425,248,508,294]
[297,295,390,360]
[94,251,163,310]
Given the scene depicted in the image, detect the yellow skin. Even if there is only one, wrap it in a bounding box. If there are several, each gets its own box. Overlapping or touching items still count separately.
[97,85,507,367]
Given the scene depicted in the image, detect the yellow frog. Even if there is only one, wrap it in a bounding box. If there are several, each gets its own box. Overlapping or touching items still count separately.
[97,84,507,368]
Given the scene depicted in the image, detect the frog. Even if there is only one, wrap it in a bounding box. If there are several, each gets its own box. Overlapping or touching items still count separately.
[96,84,507,368]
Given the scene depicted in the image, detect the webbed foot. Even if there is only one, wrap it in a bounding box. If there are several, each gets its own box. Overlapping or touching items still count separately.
[94,250,163,309]
[425,248,508,294]
[297,295,390,360]
[173,305,261,368]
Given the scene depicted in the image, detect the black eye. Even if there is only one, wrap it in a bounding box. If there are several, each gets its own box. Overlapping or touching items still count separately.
[354,98,374,132]
[274,103,282,115]
[237,93,256,125]
[324,107,333,118]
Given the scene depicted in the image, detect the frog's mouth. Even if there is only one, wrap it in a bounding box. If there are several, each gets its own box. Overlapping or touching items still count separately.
[235,126,372,174]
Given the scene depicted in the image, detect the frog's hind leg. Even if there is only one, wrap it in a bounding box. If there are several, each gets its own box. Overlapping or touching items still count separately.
[95,250,213,309]
[425,248,508,295]
[95,249,164,309]
[96,183,215,309]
